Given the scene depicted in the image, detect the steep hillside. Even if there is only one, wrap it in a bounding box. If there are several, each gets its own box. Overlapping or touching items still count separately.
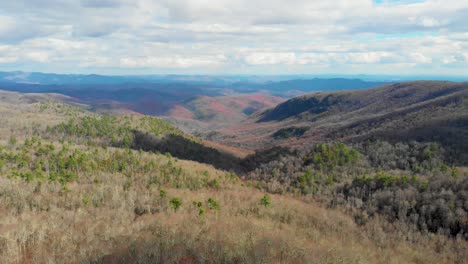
[216,81,468,163]
[260,81,464,122]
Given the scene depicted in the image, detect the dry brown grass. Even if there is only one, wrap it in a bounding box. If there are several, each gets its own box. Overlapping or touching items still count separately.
[0,90,89,143]
[0,173,466,264]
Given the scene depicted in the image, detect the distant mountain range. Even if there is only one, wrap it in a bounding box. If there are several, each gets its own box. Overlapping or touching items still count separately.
[220,78,389,97]
[0,70,390,87]
[0,71,383,86]
[0,71,396,120]
[1,71,466,85]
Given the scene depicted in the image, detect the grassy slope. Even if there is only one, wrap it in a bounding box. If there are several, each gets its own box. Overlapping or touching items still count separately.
[3,177,467,263]
[0,90,466,263]
[0,90,87,144]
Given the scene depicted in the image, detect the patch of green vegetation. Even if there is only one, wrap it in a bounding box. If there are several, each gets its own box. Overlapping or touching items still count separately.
[260,194,272,207]
[47,114,241,171]
[169,197,182,212]
[207,198,220,211]
[304,143,360,172]
[38,101,88,116]
[48,115,186,148]
[0,137,230,190]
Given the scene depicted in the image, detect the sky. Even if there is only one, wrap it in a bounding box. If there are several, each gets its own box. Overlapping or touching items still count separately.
[0,0,467,76]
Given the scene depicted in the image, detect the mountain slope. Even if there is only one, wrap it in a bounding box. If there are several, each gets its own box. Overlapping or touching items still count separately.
[165,93,285,132]
[260,81,464,122]
[215,81,468,163]
[1,89,467,263]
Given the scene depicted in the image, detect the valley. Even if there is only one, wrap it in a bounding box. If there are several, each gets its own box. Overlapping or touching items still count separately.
[0,75,467,263]
[2,0,468,262]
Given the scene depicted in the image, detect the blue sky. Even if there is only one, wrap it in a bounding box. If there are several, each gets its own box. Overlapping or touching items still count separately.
[0,0,467,75]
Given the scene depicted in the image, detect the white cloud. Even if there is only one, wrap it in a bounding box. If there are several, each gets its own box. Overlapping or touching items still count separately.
[23,38,96,52]
[120,55,226,68]
[24,52,50,63]
[441,56,454,64]
[241,51,398,66]
[80,0,131,8]
[79,57,111,67]
[0,57,18,63]
[410,53,433,63]
[347,52,394,64]
[244,52,297,65]
[0,16,16,34]
[177,23,284,35]
[0,0,467,73]
[0,15,56,43]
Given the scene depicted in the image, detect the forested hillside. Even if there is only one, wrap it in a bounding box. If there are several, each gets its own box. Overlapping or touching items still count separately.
[0,89,467,263]
[215,81,468,161]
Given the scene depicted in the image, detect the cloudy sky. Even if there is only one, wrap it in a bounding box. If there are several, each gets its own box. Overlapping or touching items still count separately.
[0,0,467,75]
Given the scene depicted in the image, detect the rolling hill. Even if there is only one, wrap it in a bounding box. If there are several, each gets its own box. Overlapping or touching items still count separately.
[164,93,286,133]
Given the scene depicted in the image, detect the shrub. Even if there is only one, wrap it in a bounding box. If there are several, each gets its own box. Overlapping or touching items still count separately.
[169,197,182,212]
[260,194,272,207]
[193,201,205,216]
[82,197,90,206]
[353,212,368,226]
[208,179,220,189]
[207,198,220,211]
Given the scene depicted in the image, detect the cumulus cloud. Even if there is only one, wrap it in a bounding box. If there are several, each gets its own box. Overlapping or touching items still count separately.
[0,0,466,73]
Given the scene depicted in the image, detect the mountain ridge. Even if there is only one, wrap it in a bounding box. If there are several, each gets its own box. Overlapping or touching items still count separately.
[213,81,468,163]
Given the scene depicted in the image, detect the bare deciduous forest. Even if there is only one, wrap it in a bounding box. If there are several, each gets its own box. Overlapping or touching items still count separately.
[0,85,467,263]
